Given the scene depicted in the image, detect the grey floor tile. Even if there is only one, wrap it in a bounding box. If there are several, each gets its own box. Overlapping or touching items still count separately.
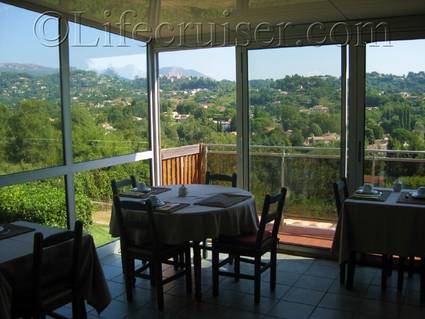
[328,280,369,297]
[282,287,324,306]
[294,274,334,292]
[91,299,143,319]
[319,292,363,312]
[357,299,402,319]
[267,300,314,319]
[310,307,354,319]
[307,264,338,279]
[399,305,425,319]
[277,260,312,274]
[177,302,228,319]
[365,285,405,304]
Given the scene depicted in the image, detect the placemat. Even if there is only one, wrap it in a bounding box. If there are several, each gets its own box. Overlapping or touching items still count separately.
[155,203,190,213]
[195,193,251,208]
[350,190,391,202]
[120,187,171,199]
[0,224,34,240]
[397,191,425,205]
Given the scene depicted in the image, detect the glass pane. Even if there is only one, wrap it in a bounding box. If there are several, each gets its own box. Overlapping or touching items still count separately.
[249,45,342,223]
[0,3,63,175]
[159,48,236,185]
[0,177,68,227]
[365,39,425,188]
[69,23,149,162]
[74,160,151,246]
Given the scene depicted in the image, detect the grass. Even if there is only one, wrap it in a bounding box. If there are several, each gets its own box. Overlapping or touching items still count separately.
[90,223,114,247]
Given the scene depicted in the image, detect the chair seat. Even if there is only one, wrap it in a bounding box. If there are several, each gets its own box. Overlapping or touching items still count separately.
[218,230,273,246]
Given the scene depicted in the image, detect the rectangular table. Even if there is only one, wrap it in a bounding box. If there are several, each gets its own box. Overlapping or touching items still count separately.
[335,189,425,264]
[0,221,111,319]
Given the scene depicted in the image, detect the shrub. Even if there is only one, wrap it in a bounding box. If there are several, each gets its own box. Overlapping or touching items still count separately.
[0,181,93,228]
[398,176,425,189]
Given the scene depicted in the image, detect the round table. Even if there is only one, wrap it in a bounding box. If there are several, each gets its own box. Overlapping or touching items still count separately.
[109,184,258,301]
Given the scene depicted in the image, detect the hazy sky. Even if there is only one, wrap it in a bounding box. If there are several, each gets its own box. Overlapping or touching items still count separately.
[1,2,424,80]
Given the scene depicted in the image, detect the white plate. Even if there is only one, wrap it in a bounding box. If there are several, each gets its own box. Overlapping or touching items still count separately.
[0,226,4,233]
[131,187,151,193]
[410,191,425,199]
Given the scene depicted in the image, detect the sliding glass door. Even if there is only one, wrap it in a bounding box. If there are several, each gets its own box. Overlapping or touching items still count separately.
[364,39,425,188]
[248,45,345,225]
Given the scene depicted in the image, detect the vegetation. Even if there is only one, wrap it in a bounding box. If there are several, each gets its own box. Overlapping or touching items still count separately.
[1,65,424,235]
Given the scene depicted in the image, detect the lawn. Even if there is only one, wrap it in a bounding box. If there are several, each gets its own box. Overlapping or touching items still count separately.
[90,223,114,247]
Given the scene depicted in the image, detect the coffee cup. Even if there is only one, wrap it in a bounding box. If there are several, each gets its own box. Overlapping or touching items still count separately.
[362,183,374,193]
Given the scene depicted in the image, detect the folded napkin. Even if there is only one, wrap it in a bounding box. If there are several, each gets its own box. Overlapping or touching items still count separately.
[195,193,251,208]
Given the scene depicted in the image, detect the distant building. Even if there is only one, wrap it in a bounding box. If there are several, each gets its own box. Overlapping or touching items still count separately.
[172,111,190,121]
[307,132,340,145]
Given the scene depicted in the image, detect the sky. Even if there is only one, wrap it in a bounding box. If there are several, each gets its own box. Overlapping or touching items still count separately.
[1,2,424,80]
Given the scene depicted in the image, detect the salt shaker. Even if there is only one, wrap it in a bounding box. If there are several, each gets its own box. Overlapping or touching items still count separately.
[178,184,188,197]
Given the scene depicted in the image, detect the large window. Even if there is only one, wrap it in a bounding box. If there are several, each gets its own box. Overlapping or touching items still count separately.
[248,45,343,222]
[69,23,149,162]
[158,48,237,184]
[364,39,425,188]
[75,160,151,246]
[0,3,63,175]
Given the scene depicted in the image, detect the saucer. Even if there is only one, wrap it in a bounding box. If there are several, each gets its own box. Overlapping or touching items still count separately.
[356,188,381,196]
[410,191,425,199]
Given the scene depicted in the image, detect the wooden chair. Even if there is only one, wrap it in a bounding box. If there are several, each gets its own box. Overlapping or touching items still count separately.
[203,171,237,259]
[12,221,86,319]
[212,188,287,303]
[113,196,192,309]
[111,176,137,195]
[333,178,349,284]
[205,171,237,188]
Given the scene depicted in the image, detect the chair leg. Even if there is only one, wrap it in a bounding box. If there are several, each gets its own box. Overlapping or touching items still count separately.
[346,251,356,290]
[123,255,133,302]
[149,263,155,286]
[420,257,425,302]
[254,255,261,303]
[154,260,164,310]
[408,256,415,278]
[173,255,179,270]
[72,297,87,319]
[234,255,240,282]
[212,249,219,297]
[270,245,277,291]
[381,255,388,291]
[340,262,346,285]
[185,247,192,295]
[202,239,208,259]
[228,254,234,265]
[180,251,185,268]
[398,256,406,291]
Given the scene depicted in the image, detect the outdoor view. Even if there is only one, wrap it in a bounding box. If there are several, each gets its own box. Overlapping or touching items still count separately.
[364,40,425,188]
[0,3,151,246]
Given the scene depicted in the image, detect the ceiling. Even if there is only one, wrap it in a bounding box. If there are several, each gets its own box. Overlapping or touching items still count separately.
[13,0,425,40]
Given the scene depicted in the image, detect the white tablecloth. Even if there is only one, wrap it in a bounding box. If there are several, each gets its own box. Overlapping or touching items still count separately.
[109,184,258,245]
[334,189,425,263]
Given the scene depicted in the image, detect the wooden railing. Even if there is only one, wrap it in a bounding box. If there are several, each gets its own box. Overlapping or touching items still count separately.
[161,144,207,185]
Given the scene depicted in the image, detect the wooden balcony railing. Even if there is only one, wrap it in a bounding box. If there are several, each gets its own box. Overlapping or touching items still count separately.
[161,144,207,185]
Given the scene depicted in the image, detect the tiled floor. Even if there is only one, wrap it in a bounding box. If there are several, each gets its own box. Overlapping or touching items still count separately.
[58,248,425,319]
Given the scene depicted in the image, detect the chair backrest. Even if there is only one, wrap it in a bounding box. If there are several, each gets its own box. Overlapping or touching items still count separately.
[111,176,137,195]
[333,177,349,217]
[32,221,83,312]
[113,196,159,251]
[205,171,237,188]
[256,188,287,249]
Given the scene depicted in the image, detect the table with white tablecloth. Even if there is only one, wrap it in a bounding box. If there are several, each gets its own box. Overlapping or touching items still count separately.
[0,221,111,319]
[334,189,425,264]
[109,184,258,300]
